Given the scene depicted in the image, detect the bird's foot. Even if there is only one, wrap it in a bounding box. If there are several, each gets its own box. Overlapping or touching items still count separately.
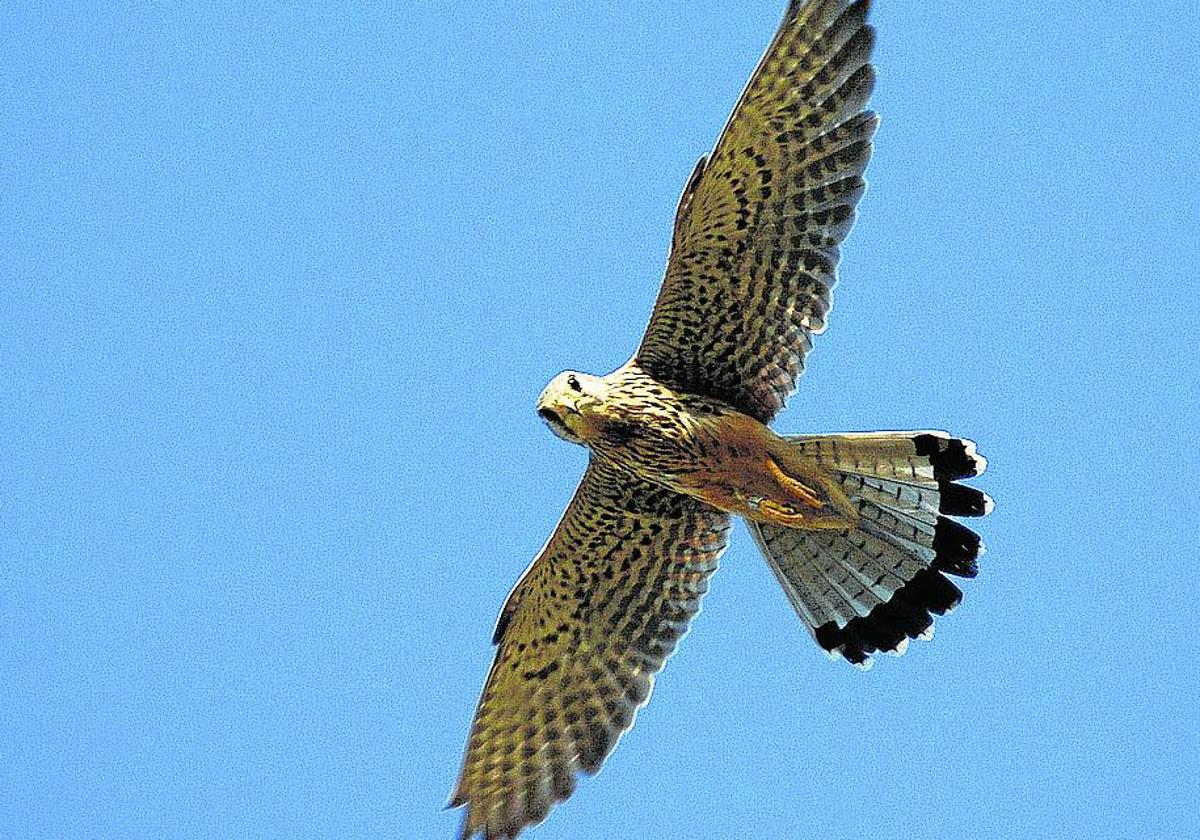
[766,456,825,509]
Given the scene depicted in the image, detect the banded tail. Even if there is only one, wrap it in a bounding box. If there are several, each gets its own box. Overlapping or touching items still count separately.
[750,432,991,667]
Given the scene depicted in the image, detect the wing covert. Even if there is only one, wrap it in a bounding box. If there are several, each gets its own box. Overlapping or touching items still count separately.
[451,460,731,839]
[637,0,878,422]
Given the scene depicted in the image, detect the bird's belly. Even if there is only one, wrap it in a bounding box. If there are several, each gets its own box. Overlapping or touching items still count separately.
[667,414,856,530]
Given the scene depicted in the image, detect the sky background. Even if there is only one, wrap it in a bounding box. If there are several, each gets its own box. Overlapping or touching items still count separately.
[3,2,1198,838]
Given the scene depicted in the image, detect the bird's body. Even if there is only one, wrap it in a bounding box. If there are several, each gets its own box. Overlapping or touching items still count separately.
[538,365,857,530]
[451,3,993,837]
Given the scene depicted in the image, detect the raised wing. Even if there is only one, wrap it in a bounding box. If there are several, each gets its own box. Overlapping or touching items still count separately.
[450,460,731,839]
[637,0,878,423]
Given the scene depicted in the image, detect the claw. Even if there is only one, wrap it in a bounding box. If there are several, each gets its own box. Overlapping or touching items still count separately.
[767,456,824,509]
[757,498,809,527]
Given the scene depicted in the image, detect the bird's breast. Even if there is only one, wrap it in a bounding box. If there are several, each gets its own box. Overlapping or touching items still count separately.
[592,396,768,489]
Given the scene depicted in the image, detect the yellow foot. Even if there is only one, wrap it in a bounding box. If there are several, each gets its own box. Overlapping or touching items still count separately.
[767,456,825,509]
[756,498,810,527]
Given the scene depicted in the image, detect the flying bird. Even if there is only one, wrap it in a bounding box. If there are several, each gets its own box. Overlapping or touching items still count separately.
[450,2,991,837]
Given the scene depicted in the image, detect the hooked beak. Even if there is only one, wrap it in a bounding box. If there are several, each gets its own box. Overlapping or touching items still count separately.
[538,403,580,423]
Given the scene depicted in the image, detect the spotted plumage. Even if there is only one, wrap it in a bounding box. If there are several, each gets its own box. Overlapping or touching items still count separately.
[452,460,730,838]
[451,2,991,837]
[638,0,877,423]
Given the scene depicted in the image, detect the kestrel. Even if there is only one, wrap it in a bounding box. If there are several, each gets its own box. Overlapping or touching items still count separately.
[450,2,991,837]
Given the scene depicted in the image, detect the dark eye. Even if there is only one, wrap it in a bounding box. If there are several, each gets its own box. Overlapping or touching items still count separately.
[567,375,582,393]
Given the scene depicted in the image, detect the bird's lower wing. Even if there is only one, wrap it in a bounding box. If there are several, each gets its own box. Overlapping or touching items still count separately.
[450,459,731,839]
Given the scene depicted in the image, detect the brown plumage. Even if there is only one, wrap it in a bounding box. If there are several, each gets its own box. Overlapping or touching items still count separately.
[451,2,991,837]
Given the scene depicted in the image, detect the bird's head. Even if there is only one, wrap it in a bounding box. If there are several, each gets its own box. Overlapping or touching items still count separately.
[536,371,605,445]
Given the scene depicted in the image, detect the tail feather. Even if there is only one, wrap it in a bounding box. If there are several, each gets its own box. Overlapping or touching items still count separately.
[752,431,990,667]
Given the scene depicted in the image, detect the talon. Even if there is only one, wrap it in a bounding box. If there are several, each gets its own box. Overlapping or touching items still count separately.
[732,489,766,511]
[758,499,807,526]
[767,456,824,509]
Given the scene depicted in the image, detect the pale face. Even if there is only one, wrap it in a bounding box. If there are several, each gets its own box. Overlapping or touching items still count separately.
[536,370,605,445]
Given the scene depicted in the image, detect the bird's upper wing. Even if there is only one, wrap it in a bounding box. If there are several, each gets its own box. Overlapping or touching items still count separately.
[636,0,878,423]
[451,460,731,840]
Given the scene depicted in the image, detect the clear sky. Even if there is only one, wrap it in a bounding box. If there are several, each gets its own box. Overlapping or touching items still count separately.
[3,2,1198,838]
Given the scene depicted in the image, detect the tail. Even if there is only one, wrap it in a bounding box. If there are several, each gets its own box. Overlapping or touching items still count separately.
[750,431,992,668]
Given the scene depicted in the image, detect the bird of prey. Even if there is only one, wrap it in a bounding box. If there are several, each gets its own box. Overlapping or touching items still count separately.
[450,2,991,837]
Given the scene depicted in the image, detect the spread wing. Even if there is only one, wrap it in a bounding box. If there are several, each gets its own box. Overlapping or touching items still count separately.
[450,460,731,840]
[636,0,878,423]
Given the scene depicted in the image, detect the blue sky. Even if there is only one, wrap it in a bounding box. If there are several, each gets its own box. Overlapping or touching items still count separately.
[3,2,1198,838]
